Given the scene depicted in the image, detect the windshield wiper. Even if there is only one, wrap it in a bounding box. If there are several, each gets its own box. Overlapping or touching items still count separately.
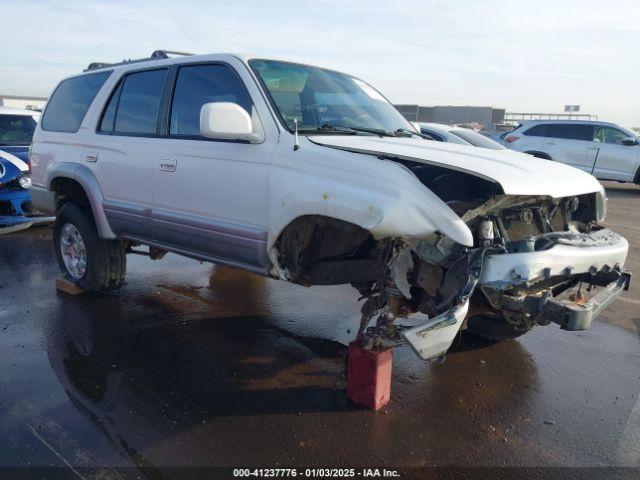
[394,128,432,139]
[298,124,397,137]
[297,124,357,135]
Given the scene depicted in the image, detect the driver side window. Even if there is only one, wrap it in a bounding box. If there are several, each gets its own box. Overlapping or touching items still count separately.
[169,64,254,137]
[593,127,628,145]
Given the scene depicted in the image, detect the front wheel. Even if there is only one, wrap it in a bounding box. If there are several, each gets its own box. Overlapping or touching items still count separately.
[53,203,126,292]
[465,314,534,341]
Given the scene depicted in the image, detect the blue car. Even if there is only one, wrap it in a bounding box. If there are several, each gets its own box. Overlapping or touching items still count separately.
[0,107,53,232]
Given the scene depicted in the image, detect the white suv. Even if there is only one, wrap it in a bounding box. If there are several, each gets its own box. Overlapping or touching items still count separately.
[30,51,630,361]
[505,120,640,184]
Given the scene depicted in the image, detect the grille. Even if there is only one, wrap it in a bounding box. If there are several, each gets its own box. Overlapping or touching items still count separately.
[499,204,568,241]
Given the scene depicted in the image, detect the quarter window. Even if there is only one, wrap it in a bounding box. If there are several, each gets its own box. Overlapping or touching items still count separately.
[169,64,253,137]
[41,71,111,133]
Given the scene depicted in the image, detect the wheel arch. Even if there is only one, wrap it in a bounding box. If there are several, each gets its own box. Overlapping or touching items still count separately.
[48,163,116,239]
[270,213,379,285]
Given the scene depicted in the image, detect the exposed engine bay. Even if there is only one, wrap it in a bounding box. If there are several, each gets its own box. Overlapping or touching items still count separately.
[273,160,630,361]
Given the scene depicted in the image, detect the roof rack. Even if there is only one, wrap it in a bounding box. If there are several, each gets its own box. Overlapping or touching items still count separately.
[84,50,194,72]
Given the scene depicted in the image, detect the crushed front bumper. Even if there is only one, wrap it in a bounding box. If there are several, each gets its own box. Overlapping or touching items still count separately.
[479,228,631,331]
[400,229,630,361]
[540,270,631,330]
[480,229,629,291]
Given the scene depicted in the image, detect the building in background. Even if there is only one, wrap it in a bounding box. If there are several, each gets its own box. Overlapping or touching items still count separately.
[395,105,506,128]
[0,94,47,111]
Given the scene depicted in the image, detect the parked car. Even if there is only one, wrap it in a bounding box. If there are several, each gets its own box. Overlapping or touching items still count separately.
[481,129,512,146]
[505,120,640,184]
[30,51,630,362]
[0,107,39,162]
[0,108,54,233]
[415,122,506,150]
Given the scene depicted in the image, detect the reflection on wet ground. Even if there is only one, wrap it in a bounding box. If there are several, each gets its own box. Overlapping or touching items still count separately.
[0,182,639,475]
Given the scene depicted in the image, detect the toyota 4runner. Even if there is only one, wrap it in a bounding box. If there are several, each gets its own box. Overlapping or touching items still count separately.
[30,51,631,361]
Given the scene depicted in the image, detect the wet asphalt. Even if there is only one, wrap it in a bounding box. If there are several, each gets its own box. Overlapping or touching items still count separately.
[0,182,639,478]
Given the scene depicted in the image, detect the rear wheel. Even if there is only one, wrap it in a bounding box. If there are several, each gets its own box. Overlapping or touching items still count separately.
[53,203,126,292]
[465,314,534,341]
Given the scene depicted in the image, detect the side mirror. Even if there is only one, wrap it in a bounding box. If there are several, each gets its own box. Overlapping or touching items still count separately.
[199,102,258,142]
[621,137,638,146]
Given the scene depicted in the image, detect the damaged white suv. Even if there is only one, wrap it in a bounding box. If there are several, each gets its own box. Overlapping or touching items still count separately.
[30,52,631,361]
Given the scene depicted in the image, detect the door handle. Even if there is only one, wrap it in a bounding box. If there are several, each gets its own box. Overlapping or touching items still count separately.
[159,159,177,172]
[85,152,98,163]
[546,141,556,146]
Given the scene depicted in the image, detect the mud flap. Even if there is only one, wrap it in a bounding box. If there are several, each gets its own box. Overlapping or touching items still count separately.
[401,300,470,361]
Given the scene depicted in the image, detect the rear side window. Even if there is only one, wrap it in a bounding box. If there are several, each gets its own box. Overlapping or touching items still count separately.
[169,64,253,137]
[41,71,111,133]
[523,124,548,137]
[546,124,593,141]
[113,69,168,134]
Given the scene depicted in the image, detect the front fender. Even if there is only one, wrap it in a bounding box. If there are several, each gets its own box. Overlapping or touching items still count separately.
[47,163,116,239]
[268,150,473,250]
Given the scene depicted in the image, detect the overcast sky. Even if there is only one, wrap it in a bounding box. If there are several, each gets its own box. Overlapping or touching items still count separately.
[2,0,638,126]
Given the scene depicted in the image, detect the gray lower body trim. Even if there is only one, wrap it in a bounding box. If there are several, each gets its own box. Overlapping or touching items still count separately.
[103,200,152,239]
[122,234,271,277]
[103,200,271,271]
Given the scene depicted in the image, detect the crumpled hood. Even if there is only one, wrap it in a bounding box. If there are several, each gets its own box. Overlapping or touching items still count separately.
[308,135,604,198]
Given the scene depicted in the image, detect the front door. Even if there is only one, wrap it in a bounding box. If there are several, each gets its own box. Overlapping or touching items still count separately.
[152,63,274,271]
[590,126,640,181]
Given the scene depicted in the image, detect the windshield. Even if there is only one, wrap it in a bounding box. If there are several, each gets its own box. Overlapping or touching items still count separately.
[250,59,413,134]
[0,114,37,146]
[450,129,505,150]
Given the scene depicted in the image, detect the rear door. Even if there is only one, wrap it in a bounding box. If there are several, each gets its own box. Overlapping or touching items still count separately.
[590,126,640,181]
[88,67,169,240]
[542,123,594,171]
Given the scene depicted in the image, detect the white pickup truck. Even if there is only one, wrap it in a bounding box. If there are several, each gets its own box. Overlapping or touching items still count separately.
[29,51,630,361]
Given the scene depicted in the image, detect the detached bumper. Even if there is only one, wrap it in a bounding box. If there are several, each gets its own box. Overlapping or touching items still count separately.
[542,270,631,331]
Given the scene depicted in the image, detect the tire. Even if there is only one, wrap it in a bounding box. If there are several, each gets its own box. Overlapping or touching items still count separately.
[53,203,126,292]
[465,314,534,341]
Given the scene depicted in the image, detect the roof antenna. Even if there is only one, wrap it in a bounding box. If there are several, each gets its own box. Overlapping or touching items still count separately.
[293,118,300,151]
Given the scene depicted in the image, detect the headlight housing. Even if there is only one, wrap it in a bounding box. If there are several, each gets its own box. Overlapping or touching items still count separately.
[18,174,32,190]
